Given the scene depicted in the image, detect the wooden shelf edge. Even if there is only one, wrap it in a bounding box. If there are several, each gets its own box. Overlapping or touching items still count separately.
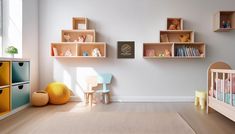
[52,56,106,58]
[12,81,30,86]
[0,85,10,89]
[143,56,205,59]
[62,29,95,32]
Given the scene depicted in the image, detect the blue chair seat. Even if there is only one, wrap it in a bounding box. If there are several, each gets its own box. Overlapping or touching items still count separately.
[96,89,110,93]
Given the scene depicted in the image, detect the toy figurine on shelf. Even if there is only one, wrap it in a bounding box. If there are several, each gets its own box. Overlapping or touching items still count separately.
[64,48,73,56]
[92,48,102,57]
[83,51,89,56]
[164,49,171,57]
[168,19,181,30]
[78,35,86,42]
[158,53,165,57]
[64,34,71,42]
[222,20,231,28]
[179,34,191,42]
[59,52,64,56]
[227,20,231,28]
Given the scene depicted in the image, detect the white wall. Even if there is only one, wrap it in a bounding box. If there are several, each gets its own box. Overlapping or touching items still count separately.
[22,0,39,92]
[39,0,235,102]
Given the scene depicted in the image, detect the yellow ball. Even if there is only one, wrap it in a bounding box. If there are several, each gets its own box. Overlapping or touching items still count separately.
[45,82,70,105]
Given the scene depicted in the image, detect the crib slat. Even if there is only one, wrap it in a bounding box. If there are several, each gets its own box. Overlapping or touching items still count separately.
[216,72,218,100]
[211,72,214,98]
[230,73,233,105]
[222,73,225,102]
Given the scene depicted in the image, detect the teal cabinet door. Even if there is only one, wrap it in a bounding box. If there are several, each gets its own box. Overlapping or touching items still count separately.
[12,61,30,83]
[11,83,30,110]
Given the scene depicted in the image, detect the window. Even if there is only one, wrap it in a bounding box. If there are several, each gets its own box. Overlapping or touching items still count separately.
[1,0,22,58]
[0,0,2,56]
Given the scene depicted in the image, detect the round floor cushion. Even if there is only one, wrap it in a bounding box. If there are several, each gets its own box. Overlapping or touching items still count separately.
[45,82,70,104]
[31,91,49,106]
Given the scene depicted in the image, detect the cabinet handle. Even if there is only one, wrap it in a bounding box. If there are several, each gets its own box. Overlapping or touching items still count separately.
[0,90,2,94]
[0,62,2,67]
[18,85,24,89]
[18,62,24,66]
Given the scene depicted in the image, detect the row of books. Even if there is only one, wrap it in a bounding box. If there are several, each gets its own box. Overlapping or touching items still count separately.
[175,46,200,57]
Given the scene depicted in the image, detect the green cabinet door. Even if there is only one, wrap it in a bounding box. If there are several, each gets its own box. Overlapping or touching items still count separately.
[12,61,30,83]
[11,83,30,110]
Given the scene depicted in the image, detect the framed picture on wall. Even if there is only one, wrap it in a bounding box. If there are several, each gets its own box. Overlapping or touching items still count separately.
[117,41,135,58]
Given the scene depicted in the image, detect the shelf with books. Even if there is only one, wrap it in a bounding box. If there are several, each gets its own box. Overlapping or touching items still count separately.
[160,30,194,43]
[72,17,88,30]
[213,11,235,32]
[61,30,95,42]
[51,42,106,58]
[174,42,205,58]
[143,42,205,59]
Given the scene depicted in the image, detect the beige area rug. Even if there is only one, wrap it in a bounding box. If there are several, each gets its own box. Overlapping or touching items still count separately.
[32,112,195,134]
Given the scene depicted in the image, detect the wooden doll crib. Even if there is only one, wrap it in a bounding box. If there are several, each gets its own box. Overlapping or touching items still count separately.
[207,62,235,122]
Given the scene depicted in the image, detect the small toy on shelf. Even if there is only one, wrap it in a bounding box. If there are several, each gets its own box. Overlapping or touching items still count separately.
[92,48,102,57]
[164,49,171,57]
[64,49,73,56]
[160,34,169,42]
[168,19,181,30]
[59,52,64,56]
[145,49,155,57]
[85,34,94,42]
[78,35,86,42]
[222,20,231,28]
[179,34,191,42]
[64,34,71,42]
[83,51,89,56]
[158,53,165,57]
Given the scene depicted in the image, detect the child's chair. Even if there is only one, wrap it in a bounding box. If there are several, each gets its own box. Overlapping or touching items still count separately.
[84,76,98,108]
[97,73,112,104]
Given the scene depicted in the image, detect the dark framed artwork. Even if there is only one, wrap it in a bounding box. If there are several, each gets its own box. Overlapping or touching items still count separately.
[117,41,135,58]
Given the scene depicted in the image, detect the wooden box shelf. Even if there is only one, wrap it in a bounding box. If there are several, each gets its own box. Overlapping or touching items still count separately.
[51,42,106,58]
[143,43,173,58]
[160,30,194,43]
[78,43,106,57]
[62,30,95,42]
[143,42,205,59]
[214,11,235,32]
[51,42,77,57]
[174,42,205,58]
[73,17,88,30]
[167,18,183,30]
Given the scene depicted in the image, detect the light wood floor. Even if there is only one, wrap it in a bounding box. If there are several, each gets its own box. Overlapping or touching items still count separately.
[0,102,235,134]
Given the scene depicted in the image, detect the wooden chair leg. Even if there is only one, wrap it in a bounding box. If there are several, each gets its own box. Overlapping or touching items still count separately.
[88,93,93,108]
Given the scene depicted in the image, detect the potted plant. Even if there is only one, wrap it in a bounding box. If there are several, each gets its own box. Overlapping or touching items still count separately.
[5,46,18,58]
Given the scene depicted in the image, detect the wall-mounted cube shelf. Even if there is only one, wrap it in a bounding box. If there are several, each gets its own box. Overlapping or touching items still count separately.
[61,30,95,42]
[214,11,235,32]
[72,17,88,30]
[143,42,205,59]
[160,30,194,43]
[51,42,106,58]
[167,18,183,30]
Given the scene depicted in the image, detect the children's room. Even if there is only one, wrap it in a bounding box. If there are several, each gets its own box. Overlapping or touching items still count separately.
[0,0,235,133]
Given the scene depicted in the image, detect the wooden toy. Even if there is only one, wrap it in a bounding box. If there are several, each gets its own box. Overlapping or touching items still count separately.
[179,34,191,42]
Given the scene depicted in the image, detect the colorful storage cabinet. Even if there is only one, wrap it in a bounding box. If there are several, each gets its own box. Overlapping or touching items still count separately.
[0,59,30,118]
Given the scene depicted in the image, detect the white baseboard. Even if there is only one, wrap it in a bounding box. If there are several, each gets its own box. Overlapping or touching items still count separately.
[0,104,30,120]
[69,96,194,103]
[111,96,194,102]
